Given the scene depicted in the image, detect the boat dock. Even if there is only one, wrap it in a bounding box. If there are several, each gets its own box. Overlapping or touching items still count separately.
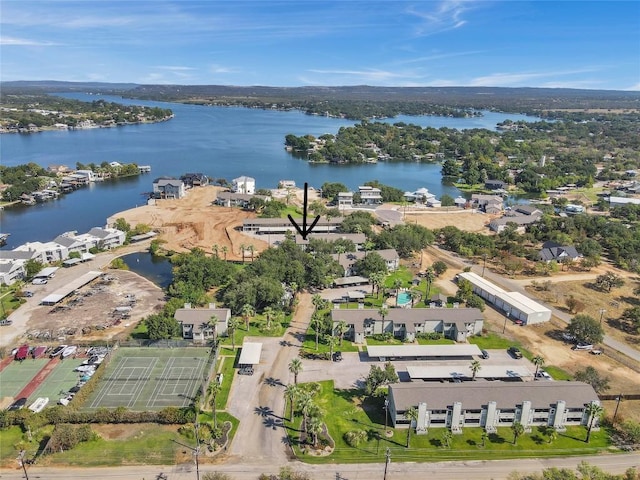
[0,233,9,246]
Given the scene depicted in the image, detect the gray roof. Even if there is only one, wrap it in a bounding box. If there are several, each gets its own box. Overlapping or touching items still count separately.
[538,245,581,261]
[490,214,541,228]
[389,381,599,411]
[332,249,399,270]
[0,250,37,260]
[175,307,231,325]
[331,307,483,328]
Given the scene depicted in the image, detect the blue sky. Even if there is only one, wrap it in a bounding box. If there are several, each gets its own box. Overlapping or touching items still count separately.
[1,1,639,90]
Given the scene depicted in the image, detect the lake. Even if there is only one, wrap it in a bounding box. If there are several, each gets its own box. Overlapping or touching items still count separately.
[0,93,540,248]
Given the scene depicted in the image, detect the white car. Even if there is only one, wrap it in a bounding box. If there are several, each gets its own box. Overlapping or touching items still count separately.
[32,278,48,285]
[573,342,594,351]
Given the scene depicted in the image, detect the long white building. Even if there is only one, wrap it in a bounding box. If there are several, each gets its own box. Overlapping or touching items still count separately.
[458,272,551,325]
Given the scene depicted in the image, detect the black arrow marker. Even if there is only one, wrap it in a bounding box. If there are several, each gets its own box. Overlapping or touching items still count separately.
[288,182,321,240]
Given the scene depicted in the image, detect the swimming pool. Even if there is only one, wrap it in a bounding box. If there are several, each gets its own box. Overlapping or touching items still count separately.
[397,291,411,306]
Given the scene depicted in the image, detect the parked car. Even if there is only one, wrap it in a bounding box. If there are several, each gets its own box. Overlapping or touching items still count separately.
[7,397,27,411]
[0,319,13,326]
[49,345,67,357]
[333,351,343,362]
[561,332,577,343]
[590,349,603,355]
[14,344,29,361]
[508,346,523,359]
[31,278,48,285]
[238,366,254,375]
[573,342,593,351]
[21,291,34,297]
[480,349,489,359]
[535,370,552,380]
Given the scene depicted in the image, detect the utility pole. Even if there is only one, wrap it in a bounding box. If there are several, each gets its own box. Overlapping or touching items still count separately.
[613,394,623,423]
[383,447,391,480]
[599,308,606,326]
[383,398,389,435]
[172,423,201,480]
[18,450,29,480]
[482,253,488,277]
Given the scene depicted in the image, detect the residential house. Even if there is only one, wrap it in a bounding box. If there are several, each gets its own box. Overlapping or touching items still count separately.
[175,303,231,342]
[403,188,435,204]
[152,177,186,199]
[485,180,506,191]
[538,241,582,263]
[454,197,468,208]
[87,227,126,249]
[337,192,353,209]
[181,173,209,188]
[243,217,344,235]
[215,192,269,208]
[295,233,366,252]
[332,249,400,277]
[471,194,504,214]
[358,185,383,205]
[331,307,484,344]
[0,260,26,285]
[74,170,97,182]
[232,176,256,195]
[387,382,600,433]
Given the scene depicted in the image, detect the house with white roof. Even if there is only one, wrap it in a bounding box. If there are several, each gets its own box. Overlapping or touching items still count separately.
[358,185,383,205]
[0,260,26,285]
[175,303,231,342]
[232,176,256,195]
[403,188,435,204]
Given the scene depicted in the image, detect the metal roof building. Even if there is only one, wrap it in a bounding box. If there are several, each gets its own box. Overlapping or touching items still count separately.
[238,342,263,366]
[367,344,481,360]
[40,271,103,305]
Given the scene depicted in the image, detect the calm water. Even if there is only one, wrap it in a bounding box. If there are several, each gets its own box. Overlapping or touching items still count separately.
[0,93,540,248]
[121,252,173,289]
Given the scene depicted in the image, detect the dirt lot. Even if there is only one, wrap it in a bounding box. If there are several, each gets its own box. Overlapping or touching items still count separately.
[24,270,164,344]
[108,185,269,261]
[405,208,499,233]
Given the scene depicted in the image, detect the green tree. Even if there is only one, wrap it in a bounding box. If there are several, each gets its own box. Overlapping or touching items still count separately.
[595,271,625,292]
[284,384,299,422]
[405,407,418,447]
[567,314,604,345]
[311,312,324,351]
[441,429,453,448]
[241,303,255,331]
[469,360,482,380]
[575,366,610,394]
[227,317,242,349]
[511,421,525,445]
[532,355,545,378]
[585,402,604,443]
[336,320,348,346]
[289,357,303,384]
[144,313,180,340]
[344,429,367,447]
[207,381,222,429]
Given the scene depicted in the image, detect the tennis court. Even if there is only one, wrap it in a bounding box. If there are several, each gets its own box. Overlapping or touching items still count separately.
[85,347,212,411]
[0,359,49,399]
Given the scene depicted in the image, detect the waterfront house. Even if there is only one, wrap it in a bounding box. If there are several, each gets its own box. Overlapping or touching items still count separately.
[87,227,126,249]
[215,192,269,208]
[387,382,600,433]
[331,307,484,344]
[358,185,383,205]
[295,233,366,252]
[75,170,97,183]
[485,179,506,191]
[0,260,26,285]
[337,192,353,209]
[152,177,185,199]
[175,303,230,342]
[232,176,256,195]
[242,216,344,235]
[403,188,435,204]
[471,194,504,214]
[181,173,209,188]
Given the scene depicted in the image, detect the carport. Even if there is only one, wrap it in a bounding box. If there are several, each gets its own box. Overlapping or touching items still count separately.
[40,270,103,306]
[367,344,482,360]
[406,364,533,381]
[238,342,262,367]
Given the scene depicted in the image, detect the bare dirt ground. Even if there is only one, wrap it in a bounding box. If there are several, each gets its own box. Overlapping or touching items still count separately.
[23,270,164,344]
[108,185,269,261]
[404,208,499,233]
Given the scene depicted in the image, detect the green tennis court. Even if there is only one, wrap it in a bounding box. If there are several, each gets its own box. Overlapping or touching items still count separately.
[0,359,49,399]
[84,347,212,411]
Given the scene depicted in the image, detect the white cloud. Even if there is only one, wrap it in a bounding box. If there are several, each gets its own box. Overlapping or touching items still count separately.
[469,68,600,87]
[626,82,640,91]
[407,0,475,36]
[0,36,59,46]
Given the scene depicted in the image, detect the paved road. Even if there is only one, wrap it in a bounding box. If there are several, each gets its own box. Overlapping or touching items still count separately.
[4,453,639,480]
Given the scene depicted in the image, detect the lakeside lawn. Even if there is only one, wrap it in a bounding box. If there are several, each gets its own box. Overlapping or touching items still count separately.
[286,381,612,465]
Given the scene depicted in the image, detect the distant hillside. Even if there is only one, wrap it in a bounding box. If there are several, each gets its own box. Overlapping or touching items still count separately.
[2,81,639,118]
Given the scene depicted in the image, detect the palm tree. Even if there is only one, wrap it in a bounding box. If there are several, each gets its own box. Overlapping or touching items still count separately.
[312,293,324,311]
[345,430,367,447]
[311,312,323,351]
[378,306,389,327]
[297,392,315,434]
[207,381,222,429]
[424,268,435,300]
[336,320,348,346]
[546,426,557,444]
[469,360,482,380]
[239,243,246,263]
[393,279,403,306]
[284,384,299,422]
[511,421,525,445]
[585,402,604,443]
[212,244,219,258]
[441,429,453,448]
[227,317,242,349]
[241,303,255,331]
[263,306,274,330]
[335,244,346,264]
[308,415,324,447]
[370,271,384,297]
[363,240,375,258]
[326,334,339,362]
[405,406,419,447]
[208,314,219,345]
[248,244,255,262]
[221,245,228,261]
[481,430,488,448]
[532,355,545,378]
[289,357,303,384]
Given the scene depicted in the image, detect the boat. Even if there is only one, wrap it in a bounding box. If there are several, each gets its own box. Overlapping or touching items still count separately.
[50,345,67,357]
[28,397,49,413]
[31,346,48,358]
[0,233,9,246]
[61,345,77,359]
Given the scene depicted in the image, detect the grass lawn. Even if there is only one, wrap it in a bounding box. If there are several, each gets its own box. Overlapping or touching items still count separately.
[285,381,612,465]
[302,332,359,353]
[415,337,455,345]
[210,354,237,410]
[469,332,522,350]
[544,365,574,381]
[384,267,414,289]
